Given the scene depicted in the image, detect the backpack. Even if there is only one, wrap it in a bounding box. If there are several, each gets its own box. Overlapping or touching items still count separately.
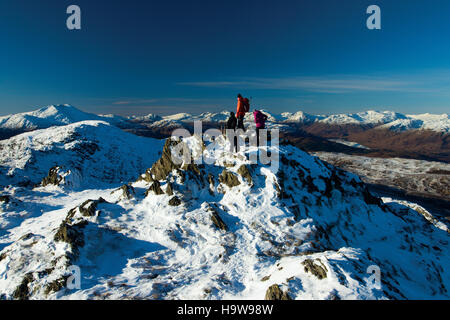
[254,110,266,125]
[243,98,250,113]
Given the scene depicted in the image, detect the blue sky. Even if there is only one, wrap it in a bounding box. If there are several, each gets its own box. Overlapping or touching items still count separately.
[1,0,449,116]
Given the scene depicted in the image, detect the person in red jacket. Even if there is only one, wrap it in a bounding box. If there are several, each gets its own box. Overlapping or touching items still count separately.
[236,94,249,130]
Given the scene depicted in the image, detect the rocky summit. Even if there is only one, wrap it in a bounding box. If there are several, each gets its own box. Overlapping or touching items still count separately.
[0,121,448,300]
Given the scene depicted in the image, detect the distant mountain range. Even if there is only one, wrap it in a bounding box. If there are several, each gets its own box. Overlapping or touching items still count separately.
[1,105,449,134]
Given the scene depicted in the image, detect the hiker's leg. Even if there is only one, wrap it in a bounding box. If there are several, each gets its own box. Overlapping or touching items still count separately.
[238,115,244,130]
[256,127,260,147]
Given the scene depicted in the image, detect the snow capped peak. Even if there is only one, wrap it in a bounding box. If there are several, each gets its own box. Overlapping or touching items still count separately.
[318,110,408,125]
[0,120,163,188]
[128,113,163,122]
[162,112,193,121]
[280,111,313,122]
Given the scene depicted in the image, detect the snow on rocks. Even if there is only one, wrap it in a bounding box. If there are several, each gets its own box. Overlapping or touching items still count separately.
[0,120,164,189]
[0,123,449,300]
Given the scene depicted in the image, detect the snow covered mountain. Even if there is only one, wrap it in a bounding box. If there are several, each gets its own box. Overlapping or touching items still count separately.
[0,124,448,300]
[317,110,407,125]
[2,105,448,135]
[131,109,449,133]
[0,105,133,133]
[0,121,163,189]
[378,113,450,132]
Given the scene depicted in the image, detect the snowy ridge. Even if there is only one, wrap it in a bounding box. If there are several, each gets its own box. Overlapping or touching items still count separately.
[0,120,163,188]
[0,105,132,131]
[379,113,450,132]
[317,110,407,125]
[0,126,448,300]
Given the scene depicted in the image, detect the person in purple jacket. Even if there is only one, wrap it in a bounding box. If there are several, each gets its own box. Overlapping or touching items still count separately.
[253,109,268,146]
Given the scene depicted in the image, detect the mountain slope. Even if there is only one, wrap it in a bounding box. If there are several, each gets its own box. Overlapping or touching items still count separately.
[0,120,164,188]
[0,105,135,136]
[0,130,448,300]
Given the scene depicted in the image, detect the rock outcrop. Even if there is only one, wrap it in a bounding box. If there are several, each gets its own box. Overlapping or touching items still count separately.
[265,284,292,300]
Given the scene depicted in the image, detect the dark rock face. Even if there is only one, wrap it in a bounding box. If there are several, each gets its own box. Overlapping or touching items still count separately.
[41,166,63,187]
[362,187,382,206]
[138,168,154,183]
[44,276,70,295]
[237,165,253,186]
[208,173,215,186]
[219,170,241,188]
[150,138,183,181]
[210,209,228,231]
[53,198,106,259]
[0,195,10,204]
[13,273,34,300]
[54,221,88,257]
[78,198,106,217]
[113,184,135,200]
[146,181,165,196]
[166,182,174,196]
[302,259,328,280]
[168,196,182,206]
[265,284,292,300]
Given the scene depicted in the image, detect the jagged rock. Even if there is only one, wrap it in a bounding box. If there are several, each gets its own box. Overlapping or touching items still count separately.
[265,284,292,300]
[207,173,215,195]
[165,182,174,196]
[19,233,34,241]
[223,161,235,168]
[13,273,34,300]
[261,275,271,282]
[210,210,228,231]
[138,168,154,183]
[54,220,88,257]
[208,173,215,186]
[168,196,182,206]
[45,276,70,295]
[112,184,135,200]
[362,187,382,206]
[146,181,164,196]
[182,163,201,175]
[219,170,241,188]
[0,195,10,204]
[0,252,6,261]
[276,170,290,199]
[41,166,63,186]
[150,138,183,181]
[237,165,253,186]
[78,198,106,217]
[302,259,328,280]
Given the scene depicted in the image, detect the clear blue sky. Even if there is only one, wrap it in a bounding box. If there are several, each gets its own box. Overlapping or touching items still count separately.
[1,0,450,116]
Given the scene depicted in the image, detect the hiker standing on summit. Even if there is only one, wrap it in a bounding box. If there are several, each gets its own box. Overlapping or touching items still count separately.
[236,94,250,130]
[253,109,268,146]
